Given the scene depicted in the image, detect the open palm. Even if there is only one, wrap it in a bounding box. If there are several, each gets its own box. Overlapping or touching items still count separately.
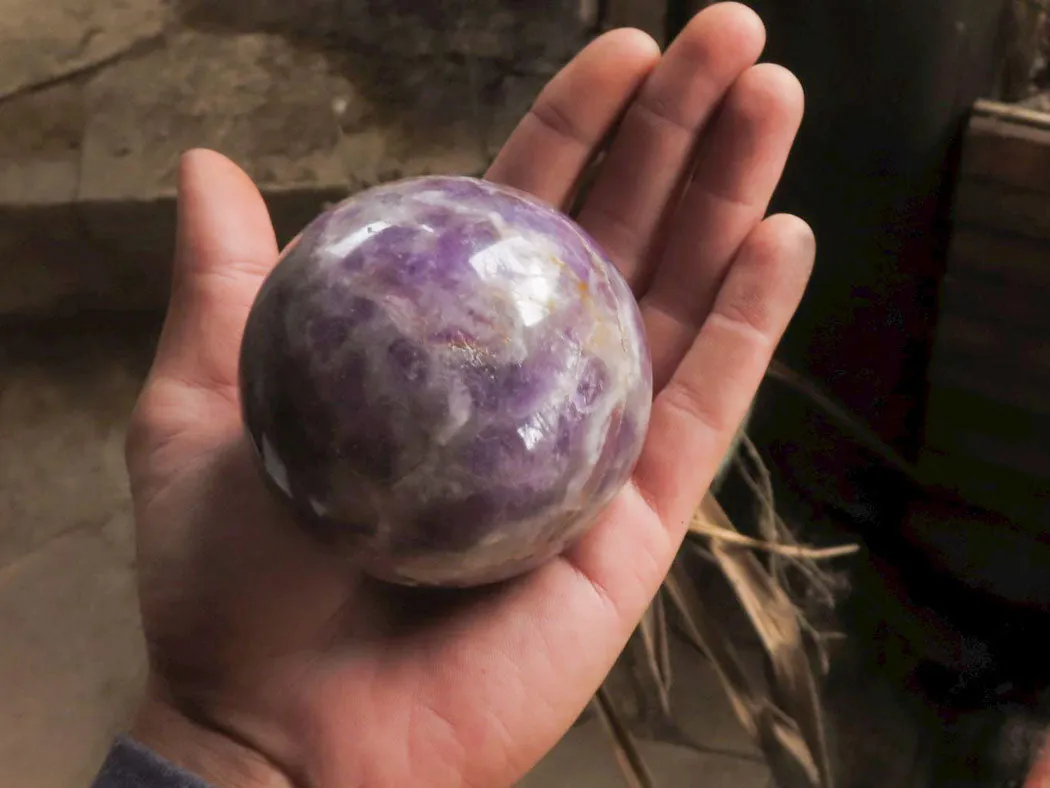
[124,5,813,787]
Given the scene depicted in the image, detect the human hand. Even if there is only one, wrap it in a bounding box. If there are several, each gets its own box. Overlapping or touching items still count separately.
[123,4,812,786]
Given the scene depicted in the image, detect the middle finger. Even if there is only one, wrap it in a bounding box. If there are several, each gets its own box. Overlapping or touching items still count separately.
[641,62,805,391]
[576,3,767,289]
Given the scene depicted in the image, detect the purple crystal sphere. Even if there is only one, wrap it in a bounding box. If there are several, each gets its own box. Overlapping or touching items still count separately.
[239,175,652,587]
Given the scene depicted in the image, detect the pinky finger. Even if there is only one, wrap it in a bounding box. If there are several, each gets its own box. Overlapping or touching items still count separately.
[634,213,816,533]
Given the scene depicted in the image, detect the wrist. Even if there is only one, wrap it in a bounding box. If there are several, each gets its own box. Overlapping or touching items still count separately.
[130,690,294,788]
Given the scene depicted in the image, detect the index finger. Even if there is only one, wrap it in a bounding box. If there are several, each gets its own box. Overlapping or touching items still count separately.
[485,28,661,208]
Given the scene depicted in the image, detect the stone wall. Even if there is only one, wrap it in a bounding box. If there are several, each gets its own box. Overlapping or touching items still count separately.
[177,0,591,68]
[0,0,593,316]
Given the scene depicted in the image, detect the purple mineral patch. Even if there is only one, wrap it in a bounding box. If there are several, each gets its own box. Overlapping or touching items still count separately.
[239,175,652,587]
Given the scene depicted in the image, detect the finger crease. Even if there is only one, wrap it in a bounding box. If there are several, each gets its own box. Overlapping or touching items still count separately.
[643,294,707,336]
[584,199,645,243]
[706,309,773,349]
[658,377,731,441]
[626,478,662,526]
[558,552,622,626]
[528,100,592,149]
[688,178,762,214]
[580,201,652,270]
[634,95,705,138]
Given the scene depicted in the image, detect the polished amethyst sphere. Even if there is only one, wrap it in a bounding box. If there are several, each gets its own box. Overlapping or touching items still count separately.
[239,176,652,587]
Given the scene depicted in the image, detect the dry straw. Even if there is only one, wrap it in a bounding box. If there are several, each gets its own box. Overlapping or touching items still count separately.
[587,361,906,788]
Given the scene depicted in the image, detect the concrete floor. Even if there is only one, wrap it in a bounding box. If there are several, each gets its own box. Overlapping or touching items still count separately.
[0,313,771,787]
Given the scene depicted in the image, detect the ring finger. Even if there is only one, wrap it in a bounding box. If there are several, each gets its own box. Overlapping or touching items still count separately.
[576,2,767,289]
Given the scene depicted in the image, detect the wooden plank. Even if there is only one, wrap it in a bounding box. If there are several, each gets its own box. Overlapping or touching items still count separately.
[974,98,1050,130]
[945,225,1050,286]
[902,492,1050,608]
[923,428,1050,482]
[918,447,1050,533]
[927,357,1050,416]
[933,313,1050,363]
[930,311,1050,380]
[960,114,1050,194]
[953,177,1050,242]
[924,392,1050,480]
[930,350,1050,399]
[938,272,1050,332]
[925,300,1050,414]
[925,386,1050,444]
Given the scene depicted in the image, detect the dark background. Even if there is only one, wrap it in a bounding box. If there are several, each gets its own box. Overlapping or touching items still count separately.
[666,1,1011,546]
[674,0,1009,457]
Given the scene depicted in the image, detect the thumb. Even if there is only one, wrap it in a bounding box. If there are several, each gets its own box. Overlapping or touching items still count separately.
[150,149,279,395]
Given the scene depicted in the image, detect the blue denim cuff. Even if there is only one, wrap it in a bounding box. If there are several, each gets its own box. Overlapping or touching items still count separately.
[91,736,214,788]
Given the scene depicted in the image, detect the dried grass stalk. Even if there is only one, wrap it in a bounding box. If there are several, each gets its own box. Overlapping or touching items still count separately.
[697,494,836,787]
[592,685,657,788]
[665,563,822,788]
[637,594,674,716]
[594,363,873,788]
[686,520,858,561]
